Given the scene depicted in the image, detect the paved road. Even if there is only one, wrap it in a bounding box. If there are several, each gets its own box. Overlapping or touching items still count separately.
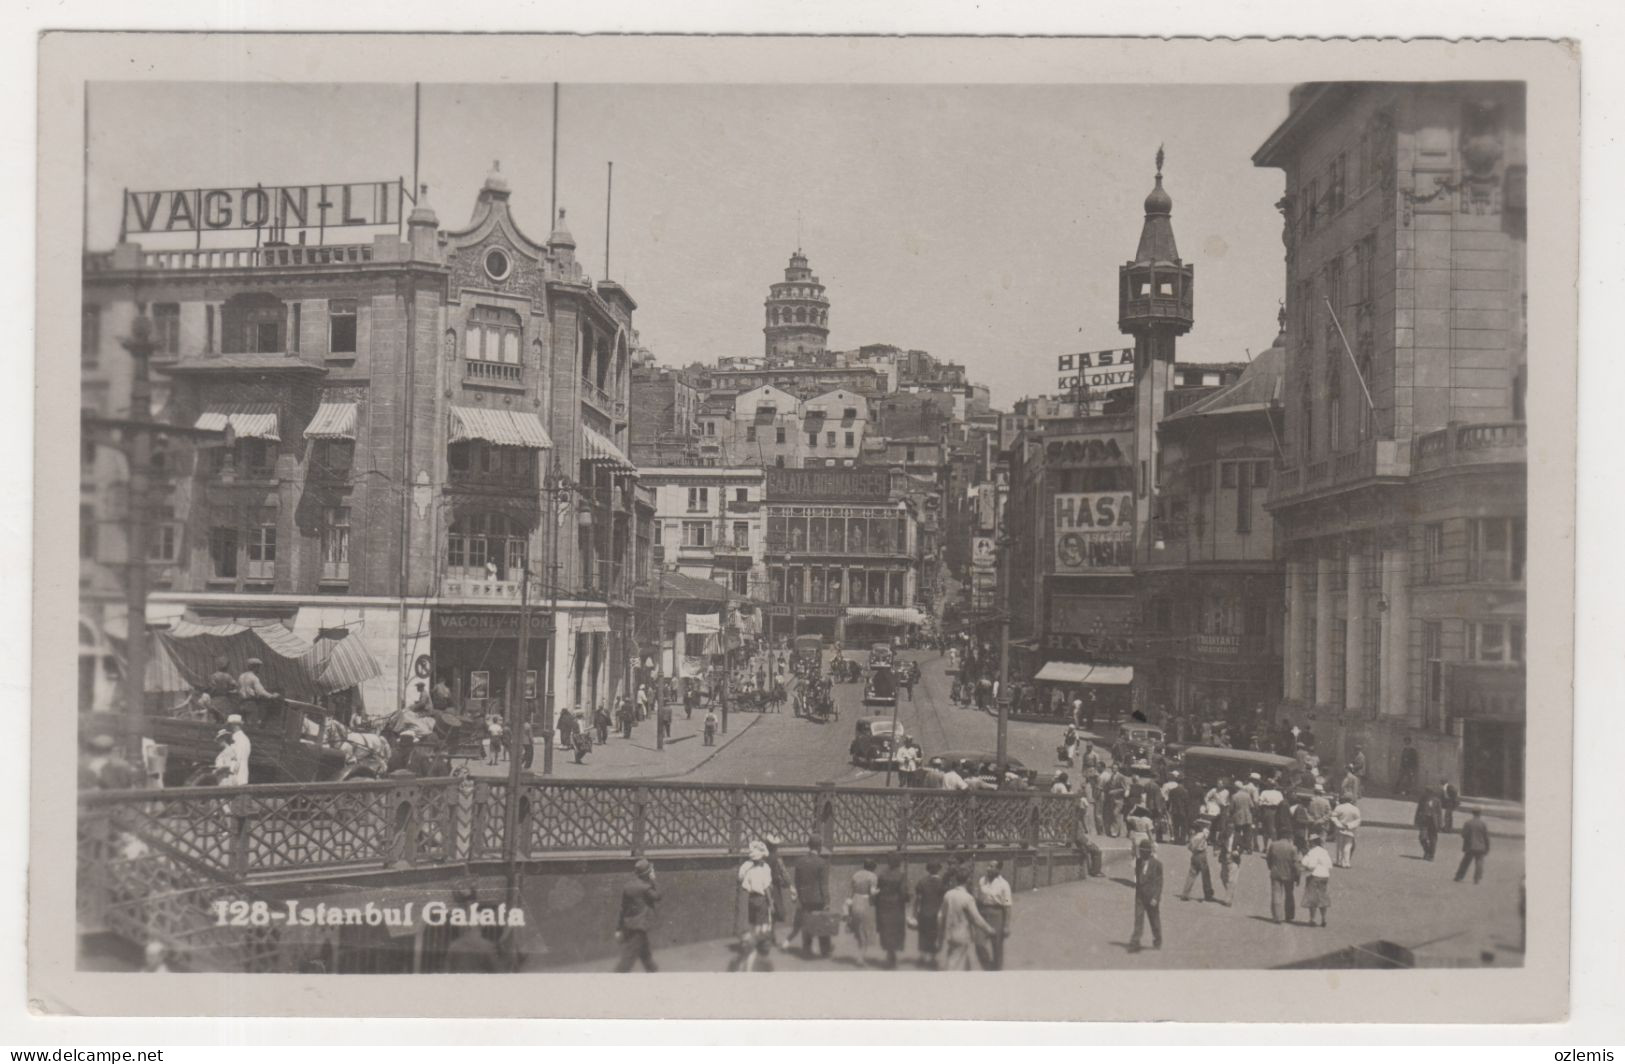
[462,651,1074,787]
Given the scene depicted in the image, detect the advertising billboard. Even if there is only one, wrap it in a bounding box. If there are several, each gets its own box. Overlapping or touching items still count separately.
[1053,492,1134,572]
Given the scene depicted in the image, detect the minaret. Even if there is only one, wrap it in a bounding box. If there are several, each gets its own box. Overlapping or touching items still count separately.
[1119,147,1195,555]
[763,249,830,362]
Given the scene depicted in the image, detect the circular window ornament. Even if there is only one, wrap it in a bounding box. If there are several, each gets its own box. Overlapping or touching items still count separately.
[483,247,512,282]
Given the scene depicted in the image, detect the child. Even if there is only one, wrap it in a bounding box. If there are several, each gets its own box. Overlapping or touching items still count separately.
[1300,832,1333,927]
[703,709,719,747]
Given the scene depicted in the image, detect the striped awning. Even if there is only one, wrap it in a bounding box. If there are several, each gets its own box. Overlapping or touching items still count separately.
[304,402,358,441]
[195,404,280,441]
[582,426,634,471]
[449,406,553,449]
[303,628,385,695]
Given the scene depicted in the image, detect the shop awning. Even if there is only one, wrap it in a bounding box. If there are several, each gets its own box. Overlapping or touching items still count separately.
[195,403,280,441]
[844,606,927,626]
[302,628,386,695]
[582,426,634,471]
[303,402,359,441]
[449,406,553,449]
[1033,662,1134,685]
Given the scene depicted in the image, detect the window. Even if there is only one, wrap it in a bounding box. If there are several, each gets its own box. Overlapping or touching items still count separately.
[731,572,748,595]
[745,426,757,442]
[807,433,818,448]
[224,294,285,354]
[732,522,750,550]
[687,487,710,513]
[652,522,663,546]
[775,456,785,468]
[1356,353,1374,440]
[1253,461,1271,487]
[81,305,101,368]
[148,521,180,563]
[843,407,857,420]
[735,488,749,504]
[1329,152,1347,212]
[826,432,836,448]
[311,439,354,478]
[466,305,522,366]
[483,247,512,282]
[1305,178,1320,231]
[1467,517,1525,582]
[1422,621,1444,728]
[153,303,181,356]
[845,432,855,448]
[1236,467,1253,533]
[1328,370,1343,452]
[80,505,96,558]
[682,521,711,548]
[1220,462,1238,489]
[1357,233,1377,305]
[328,299,357,354]
[239,439,275,479]
[246,519,277,581]
[775,427,786,444]
[1300,387,1315,459]
[210,527,238,579]
[1468,621,1525,664]
[906,446,917,463]
[1422,523,1446,583]
[320,506,350,581]
[446,513,528,579]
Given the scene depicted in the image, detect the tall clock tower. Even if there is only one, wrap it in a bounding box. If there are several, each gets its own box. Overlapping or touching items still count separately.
[1118,148,1195,554]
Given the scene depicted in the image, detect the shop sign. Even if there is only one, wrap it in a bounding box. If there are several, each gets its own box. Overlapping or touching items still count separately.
[123,180,401,236]
[972,536,997,570]
[761,604,844,618]
[1043,632,1134,658]
[1053,492,1134,572]
[1194,634,1241,656]
[1043,432,1132,468]
[767,467,890,501]
[1056,349,1135,393]
[433,611,524,636]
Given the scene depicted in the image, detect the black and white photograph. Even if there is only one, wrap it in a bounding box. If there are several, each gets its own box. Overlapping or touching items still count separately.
[30,33,1581,1024]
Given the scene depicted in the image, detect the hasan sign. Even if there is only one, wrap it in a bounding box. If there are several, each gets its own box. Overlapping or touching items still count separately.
[122,180,403,237]
[1057,348,1136,393]
[1053,492,1134,572]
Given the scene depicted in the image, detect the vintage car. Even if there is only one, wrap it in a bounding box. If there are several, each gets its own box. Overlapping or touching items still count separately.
[850,718,907,768]
[863,664,898,708]
[83,694,390,787]
[1173,745,1302,792]
[792,634,824,671]
[867,642,895,669]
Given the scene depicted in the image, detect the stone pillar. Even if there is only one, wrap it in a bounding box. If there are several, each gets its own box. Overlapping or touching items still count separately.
[1285,560,1308,700]
[1313,555,1335,706]
[1382,544,1411,717]
[1345,552,1367,711]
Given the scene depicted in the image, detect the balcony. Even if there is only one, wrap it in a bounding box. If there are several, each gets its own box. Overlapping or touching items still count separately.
[1272,438,1408,504]
[464,359,523,385]
[86,244,380,273]
[1413,421,1527,476]
[581,377,628,421]
[582,560,627,602]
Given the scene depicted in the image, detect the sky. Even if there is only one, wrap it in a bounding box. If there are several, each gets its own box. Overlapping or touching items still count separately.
[86,82,1292,409]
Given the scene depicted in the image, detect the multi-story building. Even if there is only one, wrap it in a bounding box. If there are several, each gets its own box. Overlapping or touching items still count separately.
[798,389,869,468]
[1138,332,1287,740]
[762,466,923,644]
[1255,81,1527,798]
[81,168,643,725]
[700,363,891,403]
[639,466,767,596]
[628,361,702,467]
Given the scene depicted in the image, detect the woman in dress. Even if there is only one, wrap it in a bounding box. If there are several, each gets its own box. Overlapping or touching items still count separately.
[873,852,911,969]
[912,861,946,968]
[847,858,880,966]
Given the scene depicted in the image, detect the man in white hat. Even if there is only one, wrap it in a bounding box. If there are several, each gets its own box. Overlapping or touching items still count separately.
[237,657,279,725]
[737,839,776,955]
[224,715,252,784]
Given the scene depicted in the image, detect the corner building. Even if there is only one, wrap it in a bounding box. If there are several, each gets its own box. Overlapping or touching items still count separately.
[1254,82,1527,798]
[82,168,644,726]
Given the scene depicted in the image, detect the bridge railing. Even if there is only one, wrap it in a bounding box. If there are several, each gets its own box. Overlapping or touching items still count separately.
[80,776,1082,884]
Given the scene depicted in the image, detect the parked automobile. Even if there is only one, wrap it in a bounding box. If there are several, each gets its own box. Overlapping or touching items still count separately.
[850,718,907,768]
[1174,745,1301,792]
[867,642,895,669]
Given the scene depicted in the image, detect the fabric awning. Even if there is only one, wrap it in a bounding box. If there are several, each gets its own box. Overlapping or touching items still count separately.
[582,426,634,471]
[1033,662,1134,685]
[196,403,280,441]
[302,628,385,694]
[844,606,926,626]
[303,402,359,441]
[449,406,553,449]
[686,612,722,635]
[157,619,321,702]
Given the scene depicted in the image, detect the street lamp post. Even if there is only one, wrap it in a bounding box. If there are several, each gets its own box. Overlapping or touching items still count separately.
[541,459,577,776]
[995,529,1013,784]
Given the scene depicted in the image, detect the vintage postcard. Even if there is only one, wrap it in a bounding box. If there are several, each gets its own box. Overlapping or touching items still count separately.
[31,33,1578,1022]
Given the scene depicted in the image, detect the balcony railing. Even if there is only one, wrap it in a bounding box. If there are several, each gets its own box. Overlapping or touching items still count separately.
[465,359,523,384]
[1413,421,1526,475]
[580,377,627,421]
[86,244,380,273]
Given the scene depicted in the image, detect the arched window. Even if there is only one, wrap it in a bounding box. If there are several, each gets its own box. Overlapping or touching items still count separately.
[446,512,528,580]
[795,307,807,323]
[466,306,521,365]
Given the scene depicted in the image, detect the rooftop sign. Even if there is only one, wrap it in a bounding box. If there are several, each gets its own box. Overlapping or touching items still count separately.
[122,180,403,239]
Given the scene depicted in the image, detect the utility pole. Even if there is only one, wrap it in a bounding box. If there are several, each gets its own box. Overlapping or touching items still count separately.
[654,548,665,753]
[719,594,730,736]
[543,461,570,776]
[504,567,531,907]
[995,529,1011,785]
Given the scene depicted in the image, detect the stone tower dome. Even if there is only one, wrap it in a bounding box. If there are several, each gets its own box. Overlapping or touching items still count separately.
[763,249,831,362]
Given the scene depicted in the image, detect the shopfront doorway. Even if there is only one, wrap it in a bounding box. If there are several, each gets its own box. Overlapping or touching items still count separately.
[431,610,548,725]
[1463,720,1524,801]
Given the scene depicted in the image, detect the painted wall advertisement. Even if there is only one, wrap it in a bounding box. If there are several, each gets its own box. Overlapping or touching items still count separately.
[972,536,997,570]
[1053,492,1134,572]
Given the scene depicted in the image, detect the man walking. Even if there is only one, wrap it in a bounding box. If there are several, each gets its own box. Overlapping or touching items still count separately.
[1179,817,1216,902]
[1441,779,1461,832]
[1128,837,1163,951]
[1331,796,1361,868]
[1266,830,1300,924]
[792,837,834,958]
[973,861,1013,970]
[1454,807,1491,884]
[614,858,661,972]
[1415,785,1443,860]
[593,704,611,746]
[703,708,719,746]
[657,699,674,743]
[1227,776,1255,853]
[939,868,995,971]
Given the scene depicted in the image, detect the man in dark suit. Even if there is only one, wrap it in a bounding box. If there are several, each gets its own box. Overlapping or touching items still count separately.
[1266,830,1300,923]
[1415,786,1443,860]
[1128,837,1163,951]
[1455,808,1491,884]
[614,857,661,972]
[792,836,834,958]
